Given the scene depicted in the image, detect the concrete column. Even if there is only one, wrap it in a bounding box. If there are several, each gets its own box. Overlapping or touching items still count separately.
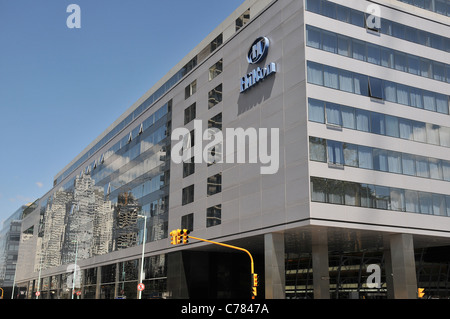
[95,266,101,299]
[312,229,330,299]
[264,233,285,299]
[389,233,417,299]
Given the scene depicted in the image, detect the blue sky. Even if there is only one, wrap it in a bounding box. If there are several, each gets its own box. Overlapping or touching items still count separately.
[0,0,244,223]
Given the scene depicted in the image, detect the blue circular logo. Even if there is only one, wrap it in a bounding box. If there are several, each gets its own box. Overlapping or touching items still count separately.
[247,37,270,64]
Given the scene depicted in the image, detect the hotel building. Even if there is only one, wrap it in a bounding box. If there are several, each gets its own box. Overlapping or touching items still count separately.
[14,0,450,299]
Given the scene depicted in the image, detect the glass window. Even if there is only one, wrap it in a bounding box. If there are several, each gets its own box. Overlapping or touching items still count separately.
[358,146,373,169]
[405,190,420,213]
[337,35,351,57]
[356,109,370,132]
[339,69,354,93]
[426,123,440,145]
[184,103,196,125]
[405,26,418,42]
[415,156,429,178]
[307,61,323,85]
[308,98,325,123]
[337,5,350,22]
[328,179,344,204]
[429,158,443,180]
[306,0,320,13]
[410,87,423,109]
[208,112,222,130]
[387,151,402,174]
[418,192,433,214]
[354,73,369,96]
[423,91,436,111]
[367,43,380,65]
[383,81,397,103]
[433,62,445,81]
[322,0,336,18]
[344,182,360,206]
[327,140,344,165]
[350,9,364,27]
[375,185,390,209]
[207,173,222,196]
[206,204,221,227]
[306,25,321,49]
[208,84,222,109]
[182,185,194,205]
[373,149,388,172]
[183,157,195,178]
[309,137,327,162]
[447,196,450,217]
[381,48,394,68]
[370,112,385,135]
[368,77,383,99]
[311,177,327,202]
[390,188,405,211]
[392,22,405,39]
[381,18,392,36]
[322,30,337,53]
[396,84,410,105]
[185,80,197,99]
[323,65,339,89]
[412,121,427,143]
[407,55,420,75]
[398,118,413,140]
[402,153,416,176]
[361,184,375,208]
[352,39,366,61]
[386,115,400,138]
[181,213,194,232]
[343,143,358,167]
[341,105,356,129]
[394,52,407,72]
[420,59,432,78]
[443,160,450,181]
[209,59,223,81]
[326,102,341,126]
[439,127,450,147]
[435,93,449,114]
[432,194,446,216]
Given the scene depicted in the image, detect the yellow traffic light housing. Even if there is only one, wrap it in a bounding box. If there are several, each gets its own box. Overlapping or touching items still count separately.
[170,230,176,245]
[176,229,182,244]
[182,229,190,244]
[418,288,425,298]
[252,273,258,287]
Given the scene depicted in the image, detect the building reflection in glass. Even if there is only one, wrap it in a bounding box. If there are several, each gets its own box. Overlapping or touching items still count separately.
[34,102,171,271]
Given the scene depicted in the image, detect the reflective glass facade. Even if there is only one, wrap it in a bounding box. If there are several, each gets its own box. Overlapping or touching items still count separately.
[12,0,450,300]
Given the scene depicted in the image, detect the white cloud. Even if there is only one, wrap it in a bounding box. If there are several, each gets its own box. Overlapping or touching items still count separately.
[36,182,44,188]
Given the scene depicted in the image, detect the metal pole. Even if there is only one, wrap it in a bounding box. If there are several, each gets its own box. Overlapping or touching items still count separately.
[72,240,78,299]
[138,215,147,299]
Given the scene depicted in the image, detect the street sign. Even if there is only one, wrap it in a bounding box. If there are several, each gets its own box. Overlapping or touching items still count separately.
[76,291,81,296]
[35,291,40,297]
[137,283,145,291]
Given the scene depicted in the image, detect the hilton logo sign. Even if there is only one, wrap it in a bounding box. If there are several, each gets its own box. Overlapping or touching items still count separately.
[240,37,276,93]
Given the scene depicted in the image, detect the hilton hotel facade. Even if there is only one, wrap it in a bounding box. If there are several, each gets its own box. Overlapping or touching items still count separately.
[14,0,450,299]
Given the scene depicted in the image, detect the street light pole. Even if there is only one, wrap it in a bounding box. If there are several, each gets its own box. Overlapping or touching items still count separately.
[71,240,78,299]
[137,214,147,299]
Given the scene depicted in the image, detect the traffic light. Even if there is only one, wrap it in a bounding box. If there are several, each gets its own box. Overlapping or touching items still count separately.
[170,230,182,245]
[252,273,258,287]
[182,229,190,244]
[418,288,425,298]
[176,229,182,244]
[170,230,177,245]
